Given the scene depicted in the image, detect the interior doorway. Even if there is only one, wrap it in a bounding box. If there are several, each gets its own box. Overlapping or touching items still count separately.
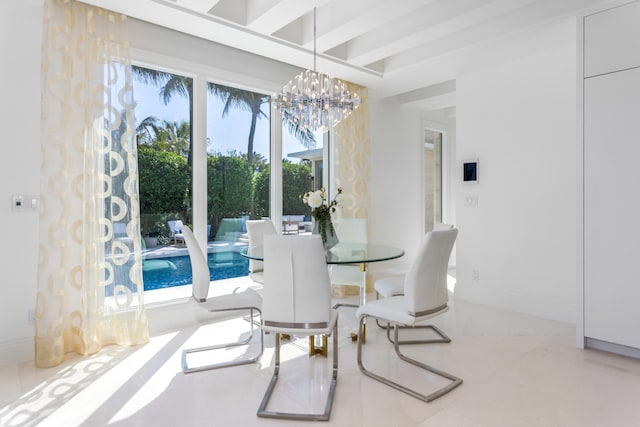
[423,128,443,232]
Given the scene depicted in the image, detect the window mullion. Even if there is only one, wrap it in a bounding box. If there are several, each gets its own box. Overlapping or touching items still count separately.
[193,75,208,252]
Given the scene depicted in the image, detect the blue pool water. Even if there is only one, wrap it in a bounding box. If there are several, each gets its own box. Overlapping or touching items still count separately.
[143,251,249,291]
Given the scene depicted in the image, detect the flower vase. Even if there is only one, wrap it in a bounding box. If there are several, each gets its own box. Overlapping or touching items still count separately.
[313,217,339,252]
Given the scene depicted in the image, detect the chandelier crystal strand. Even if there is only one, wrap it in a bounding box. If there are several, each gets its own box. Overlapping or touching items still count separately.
[273,8,360,133]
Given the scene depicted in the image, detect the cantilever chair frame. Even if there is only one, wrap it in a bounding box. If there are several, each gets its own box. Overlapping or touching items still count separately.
[375,285,452,346]
[181,301,263,374]
[357,227,461,402]
[180,225,264,374]
[357,313,462,402]
[257,323,338,421]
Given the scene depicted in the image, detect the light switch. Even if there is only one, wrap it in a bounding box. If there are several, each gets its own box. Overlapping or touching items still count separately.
[12,195,39,211]
[12,195,24,210]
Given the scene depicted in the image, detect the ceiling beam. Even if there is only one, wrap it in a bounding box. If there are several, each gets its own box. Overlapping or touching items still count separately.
[382,0,598,73]
[174,0,223,14]
[245,0,331,35]
[343,0,504,66]
[300,0,429,53]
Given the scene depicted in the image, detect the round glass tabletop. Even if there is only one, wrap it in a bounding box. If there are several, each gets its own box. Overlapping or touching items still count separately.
[242,242,404,265]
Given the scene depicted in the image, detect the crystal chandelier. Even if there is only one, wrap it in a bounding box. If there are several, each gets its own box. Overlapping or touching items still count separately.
[272,8,360,133]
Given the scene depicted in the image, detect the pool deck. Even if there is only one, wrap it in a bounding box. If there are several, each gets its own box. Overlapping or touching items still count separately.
[144,227,313,260]
[143,240,249,259]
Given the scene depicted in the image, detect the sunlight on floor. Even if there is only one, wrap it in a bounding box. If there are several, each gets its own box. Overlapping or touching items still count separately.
[107,331,184,424]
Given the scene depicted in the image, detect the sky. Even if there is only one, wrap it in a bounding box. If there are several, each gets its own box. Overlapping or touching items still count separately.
[132,78,318,163]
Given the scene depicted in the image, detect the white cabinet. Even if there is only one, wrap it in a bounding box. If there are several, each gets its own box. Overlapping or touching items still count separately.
[582,0,640,353]
[584,68,640,349]
[584,1,640,78]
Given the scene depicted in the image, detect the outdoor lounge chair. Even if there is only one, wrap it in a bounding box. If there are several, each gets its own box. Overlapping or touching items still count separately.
[167,220,185,245]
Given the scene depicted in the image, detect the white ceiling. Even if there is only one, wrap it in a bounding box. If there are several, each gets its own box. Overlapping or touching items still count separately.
[80,0,610,111]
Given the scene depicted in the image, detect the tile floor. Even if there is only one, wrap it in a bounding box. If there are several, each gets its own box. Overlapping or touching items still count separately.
[2,285,640,427]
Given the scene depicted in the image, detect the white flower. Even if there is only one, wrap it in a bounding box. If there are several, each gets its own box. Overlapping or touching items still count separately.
[334,193,345,207]
[306,190,324,209]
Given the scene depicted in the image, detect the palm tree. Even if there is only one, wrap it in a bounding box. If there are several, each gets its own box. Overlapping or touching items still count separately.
[133,65,317,163]
[132,66,195,167]
[136,116,191,158]
[208,84,265,166]
[136,115,161,145]
[281,109,316,149]
[208,83,316,165]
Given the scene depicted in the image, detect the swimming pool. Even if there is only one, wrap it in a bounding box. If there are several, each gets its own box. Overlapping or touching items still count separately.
[142,251,249,291]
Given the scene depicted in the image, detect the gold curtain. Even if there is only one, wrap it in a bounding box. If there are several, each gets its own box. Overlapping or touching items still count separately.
[333,83,370,296]
[36,0,148,368]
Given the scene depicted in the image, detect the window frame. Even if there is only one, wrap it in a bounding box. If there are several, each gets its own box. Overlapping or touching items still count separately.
[131,49,285,299]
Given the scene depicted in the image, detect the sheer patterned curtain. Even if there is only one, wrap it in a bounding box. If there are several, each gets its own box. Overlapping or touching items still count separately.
[333,83,370,296]
[36,0,148,368]
[335,83,370,218]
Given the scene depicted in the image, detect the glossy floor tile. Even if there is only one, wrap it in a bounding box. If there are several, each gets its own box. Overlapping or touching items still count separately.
[2,289,640,427]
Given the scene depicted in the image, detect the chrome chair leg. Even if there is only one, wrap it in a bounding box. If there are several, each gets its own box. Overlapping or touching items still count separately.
[357,316,462,402]
[182,308,263,374]
[385,323,451,345]
[257,321,339,421]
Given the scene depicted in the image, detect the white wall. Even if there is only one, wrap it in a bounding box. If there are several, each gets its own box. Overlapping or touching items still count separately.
[368,101,457,279]
[454,21,577,323]
[0,0,43,364]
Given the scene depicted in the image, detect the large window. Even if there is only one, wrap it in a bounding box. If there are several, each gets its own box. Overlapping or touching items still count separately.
[205,82,270,270]
[131,59,303,297]
[131,56,329,297]
[133,65,195,292]
[282,127,323,233]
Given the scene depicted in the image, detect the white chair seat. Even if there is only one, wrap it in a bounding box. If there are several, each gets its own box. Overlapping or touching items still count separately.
[263,309,338,337]
[374,275,404,298]
[199,287,262,312]
[356,296,448,326]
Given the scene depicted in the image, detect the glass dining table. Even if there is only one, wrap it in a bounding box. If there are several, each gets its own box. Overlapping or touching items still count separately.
[242,241,405,342]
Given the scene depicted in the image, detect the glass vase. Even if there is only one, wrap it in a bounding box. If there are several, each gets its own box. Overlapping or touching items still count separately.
[312,217,339,251]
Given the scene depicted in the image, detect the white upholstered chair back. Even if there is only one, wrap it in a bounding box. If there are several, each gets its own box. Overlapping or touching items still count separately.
[262,234,332,327]
[330,218,368,292]
[404,228,457,316]
[246,219,277,274]
[335,218,368,244]
[181,226,210,302]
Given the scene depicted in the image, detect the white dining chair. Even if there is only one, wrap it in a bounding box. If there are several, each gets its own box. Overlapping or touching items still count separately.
[375,223,454,300]
[356,227,462,402]
[180,226,263,374]
[246,219,277,284]
[374,223,456,343]
[257,234,339,421]
[329,218,368,294]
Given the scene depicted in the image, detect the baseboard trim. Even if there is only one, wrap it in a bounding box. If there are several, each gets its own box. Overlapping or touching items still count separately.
[0,297,247,367]
[585,337,640,359]
[0,337,33,366]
